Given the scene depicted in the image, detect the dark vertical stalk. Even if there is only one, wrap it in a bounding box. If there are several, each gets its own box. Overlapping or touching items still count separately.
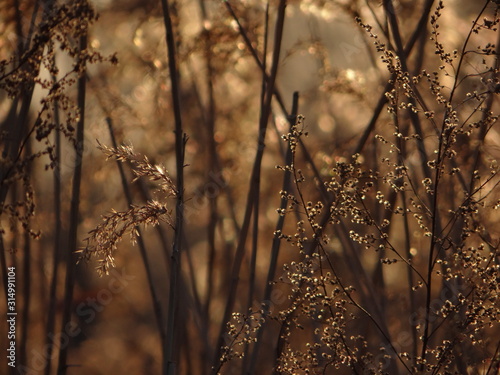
[393,107,419,366]
[222,5,411,370]
[245,0,271,316]
[465,8,500,190]
[195,6,220,368]
[246,92,298,375]
[159,0,186,374]
[354,0,436,155]
[212,2,288,373]
[242,4,270,372]
[13,0,24,57]
[44,62,63,375]
[56,31,87,375]
[419,4,489,367]
[134,171,212,374]
[105,117,166,359]
[402,190,418,364]
[383,0,432,181]
[485,339,500,375]
[181,231,204,319]
[0,0,42,331]
[196,0,218,318]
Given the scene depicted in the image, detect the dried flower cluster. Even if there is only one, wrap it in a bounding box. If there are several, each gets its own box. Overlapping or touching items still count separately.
[0,0,115,237]
[81,143,176,275]
[221,2,500,374]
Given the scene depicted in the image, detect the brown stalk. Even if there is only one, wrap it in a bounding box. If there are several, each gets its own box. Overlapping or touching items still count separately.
[105,117,166,359]
[159,0,187,373]
[226,5,411,369]
[243,3,271,372]
[211,1,288,373]
[246,91,299,374]
[134,175,210,374]
[44,60,63,375]
[391,106,420,364]
[420,2,491,367]
[194,5,224,366]
[384,0,432,181]
[56,31,88,375]
[354,0,436,155]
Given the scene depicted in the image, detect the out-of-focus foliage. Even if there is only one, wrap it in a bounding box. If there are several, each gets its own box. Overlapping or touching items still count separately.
[1,0,499,374]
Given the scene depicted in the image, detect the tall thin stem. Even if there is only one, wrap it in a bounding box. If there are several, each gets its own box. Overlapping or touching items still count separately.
[159,0,186,374]
[105,117,166,359]
[57,31,88,375]
[246,92,298,375]
[212,1,288,373]
[44,60,63,375]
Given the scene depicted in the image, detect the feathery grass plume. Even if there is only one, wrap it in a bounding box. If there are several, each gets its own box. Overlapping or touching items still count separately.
[81,142,175,276]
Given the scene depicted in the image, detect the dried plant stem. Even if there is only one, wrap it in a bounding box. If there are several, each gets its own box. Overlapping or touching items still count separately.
[402,190,419,363]
[0,0,42,203]
[227,5,411,368]
[247,92,299,374]
[195,5,221,365]
[223,0,288,117]
[56,32,87,375]
[355,0,436,155]
[420,3,491,367]
[212,2,288,373]
[247,194,260,307]
[105,117,166,356]
[159,0,187,373]
[197,0,218,318]
[44,66,63,375]
[468,21,500,185]
[486,339,500,375]
[132,173,211,374]
[384,0,432,181]
[243,3,271,372]
[0,101,35,206]
[224,0,327,201]
[391,115,420,364]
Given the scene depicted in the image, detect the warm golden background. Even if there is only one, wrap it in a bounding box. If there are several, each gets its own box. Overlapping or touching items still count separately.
[1,0,499,374]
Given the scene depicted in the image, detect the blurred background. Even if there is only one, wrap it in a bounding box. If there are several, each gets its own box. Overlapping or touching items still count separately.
[1,0,499,374]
